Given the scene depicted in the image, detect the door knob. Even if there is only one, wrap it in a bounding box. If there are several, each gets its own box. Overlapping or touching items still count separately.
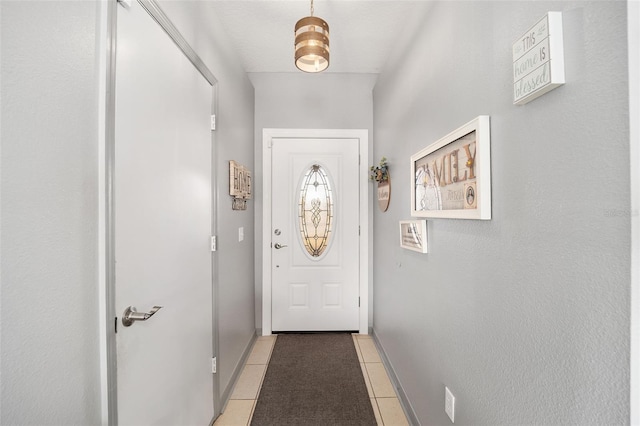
[122,305,163,327]
[274,243,288,249]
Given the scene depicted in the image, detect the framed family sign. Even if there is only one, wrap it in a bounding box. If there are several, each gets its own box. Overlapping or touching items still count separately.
[411,116,491,220]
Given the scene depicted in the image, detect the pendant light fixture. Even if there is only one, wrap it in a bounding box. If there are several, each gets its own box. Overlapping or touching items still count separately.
[294,0,330,72]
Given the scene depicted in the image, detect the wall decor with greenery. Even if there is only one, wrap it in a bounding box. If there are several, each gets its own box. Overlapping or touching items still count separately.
[370,157,390,212]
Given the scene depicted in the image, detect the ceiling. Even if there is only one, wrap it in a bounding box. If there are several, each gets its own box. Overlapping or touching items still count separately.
[207,1,429,74]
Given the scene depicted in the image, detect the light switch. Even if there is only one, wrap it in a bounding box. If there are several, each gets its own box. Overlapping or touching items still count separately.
[238,227,244,242]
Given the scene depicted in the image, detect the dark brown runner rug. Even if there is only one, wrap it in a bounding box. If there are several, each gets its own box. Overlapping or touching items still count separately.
[250,333,377,425]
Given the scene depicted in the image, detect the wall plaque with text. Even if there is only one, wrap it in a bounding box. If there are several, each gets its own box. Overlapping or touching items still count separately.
[513,12,565,105]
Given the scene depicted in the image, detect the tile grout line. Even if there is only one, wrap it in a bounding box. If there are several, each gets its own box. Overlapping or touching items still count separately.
[355,335,408,426]
[245,335,277,425]
[245,400,256,426]
[354,335,386,425]
[356,337,382,399]
[371,396,385,426]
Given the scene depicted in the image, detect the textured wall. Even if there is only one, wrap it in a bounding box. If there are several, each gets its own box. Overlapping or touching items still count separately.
[372,1,630,424]
[248,72,377,331]
[158,1,257,401]
[630,3,640,424]
[0,2,102,424]
[0,1,256,422]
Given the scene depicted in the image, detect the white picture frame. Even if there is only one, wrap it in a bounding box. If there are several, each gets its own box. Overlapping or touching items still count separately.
[411,116,491,220]
[399,220,428,253]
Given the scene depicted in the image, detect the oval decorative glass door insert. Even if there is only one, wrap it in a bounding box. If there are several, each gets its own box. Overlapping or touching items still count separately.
[298,164,334,258]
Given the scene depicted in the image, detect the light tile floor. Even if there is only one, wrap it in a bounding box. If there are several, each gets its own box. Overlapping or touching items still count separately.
[213,334,409,426]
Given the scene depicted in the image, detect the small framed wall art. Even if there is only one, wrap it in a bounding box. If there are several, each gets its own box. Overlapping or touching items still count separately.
[399,220,428,253]
[229,160,252,210]
[411,116,491,220]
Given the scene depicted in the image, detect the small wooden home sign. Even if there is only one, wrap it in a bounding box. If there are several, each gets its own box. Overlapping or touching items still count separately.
[229,160,252,210]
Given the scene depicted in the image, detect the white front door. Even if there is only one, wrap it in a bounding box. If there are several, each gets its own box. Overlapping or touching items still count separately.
[271,138,360,331]
[114,2,214,424]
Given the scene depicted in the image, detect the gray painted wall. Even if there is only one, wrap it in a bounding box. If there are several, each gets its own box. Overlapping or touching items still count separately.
[630,3,640,424]
[1,1,255,422]
[1,2,102,424]
[248,72,377,331]
[372,1,630,425]
[159,0,257,403]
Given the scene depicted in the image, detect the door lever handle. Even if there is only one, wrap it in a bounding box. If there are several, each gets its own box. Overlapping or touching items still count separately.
[122,305,162,327]
[274,243,288,249]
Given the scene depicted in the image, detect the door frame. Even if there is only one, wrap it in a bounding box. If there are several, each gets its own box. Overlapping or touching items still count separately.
[262,128,370,335]
[98,1,220,423]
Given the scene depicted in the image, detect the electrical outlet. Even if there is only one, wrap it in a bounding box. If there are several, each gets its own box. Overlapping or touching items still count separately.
[445,386,455,423]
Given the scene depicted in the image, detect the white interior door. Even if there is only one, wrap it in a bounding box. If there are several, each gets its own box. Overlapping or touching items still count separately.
[271,138,360,331]
[114,2,214,424]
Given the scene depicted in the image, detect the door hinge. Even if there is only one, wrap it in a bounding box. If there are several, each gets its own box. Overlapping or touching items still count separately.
[211,236,217,252]
[115,317,118,334]
[210,114,216,131]
[358,297,361,307]
[212,357,217,374]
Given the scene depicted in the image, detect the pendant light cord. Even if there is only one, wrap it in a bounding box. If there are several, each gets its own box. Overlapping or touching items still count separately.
[310,0,314,16]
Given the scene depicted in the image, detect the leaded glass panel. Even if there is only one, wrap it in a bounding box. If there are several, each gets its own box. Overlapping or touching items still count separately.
[298,164,333,258]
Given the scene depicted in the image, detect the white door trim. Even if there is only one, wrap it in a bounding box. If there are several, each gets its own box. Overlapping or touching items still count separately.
[262,129,370,335]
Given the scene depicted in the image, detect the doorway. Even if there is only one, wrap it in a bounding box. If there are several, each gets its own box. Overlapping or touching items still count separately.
[261,129,370,335]
[101,0,220,423]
